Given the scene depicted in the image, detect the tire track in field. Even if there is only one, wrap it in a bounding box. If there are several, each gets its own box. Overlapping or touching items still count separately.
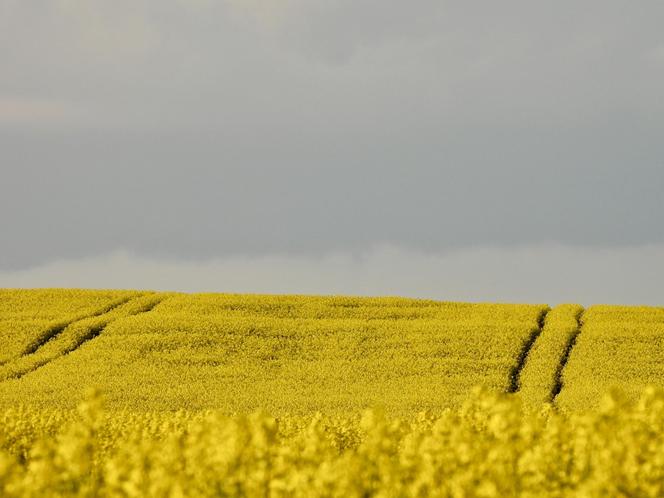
[56,296,165,357]
[550,308,585,403]
[1,294,167,382]
[21,295,139,356]
[507,307,550,393]
[0,296,137,367]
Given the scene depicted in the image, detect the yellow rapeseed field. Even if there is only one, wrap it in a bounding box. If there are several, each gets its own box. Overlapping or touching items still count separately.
[0,289,140,365]
[2,388,664,497]
[1,289,664,496]
[557,305,664,411]
[0,292,547,414]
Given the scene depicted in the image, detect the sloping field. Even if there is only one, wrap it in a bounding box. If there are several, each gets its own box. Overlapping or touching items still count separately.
[2,291,664,414]
[0,290,664,415]
[3,290,664,496]
[0,291,550,414]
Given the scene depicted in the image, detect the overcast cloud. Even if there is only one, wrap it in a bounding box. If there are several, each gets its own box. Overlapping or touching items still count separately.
[1,1,663,301]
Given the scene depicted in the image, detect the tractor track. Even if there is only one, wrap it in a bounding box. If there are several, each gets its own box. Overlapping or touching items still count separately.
[1,294,166,382]
[550,308,585,403]
[508,307,550,393]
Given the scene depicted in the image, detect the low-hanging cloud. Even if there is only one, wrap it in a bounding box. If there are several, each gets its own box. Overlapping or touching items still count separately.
[2,244,663,306]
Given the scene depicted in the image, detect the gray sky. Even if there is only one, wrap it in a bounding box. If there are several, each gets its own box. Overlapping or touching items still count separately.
[1,1,663,302]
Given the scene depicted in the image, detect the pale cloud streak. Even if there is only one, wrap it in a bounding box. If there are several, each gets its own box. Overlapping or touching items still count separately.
[0,97,85,126]
[2,245,663,306]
